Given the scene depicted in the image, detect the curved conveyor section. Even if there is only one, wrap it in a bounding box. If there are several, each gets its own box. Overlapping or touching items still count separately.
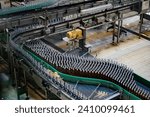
[24,39,150,100]
[9,24,150,100]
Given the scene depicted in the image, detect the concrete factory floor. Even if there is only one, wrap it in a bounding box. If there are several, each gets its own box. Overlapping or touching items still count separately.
[88,16,150,81]
[94,36,150,82]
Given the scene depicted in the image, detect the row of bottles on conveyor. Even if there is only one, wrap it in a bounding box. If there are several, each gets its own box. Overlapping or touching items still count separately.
[24,39,150,99]
[22,48,88,100]
[26,40,135,89]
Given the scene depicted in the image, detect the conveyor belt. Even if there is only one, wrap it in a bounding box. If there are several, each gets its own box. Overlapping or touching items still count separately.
[0,0,108,17]
[23,39,150,99]
[7,13,150,100]
[0,0,139,32]
[7,30,142,100]
[0,0,58,17]
[68,82,118,100]
[4,0,150,100]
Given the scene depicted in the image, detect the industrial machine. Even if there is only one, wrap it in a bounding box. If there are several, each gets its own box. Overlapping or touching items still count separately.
[67,29,83,40]
[0,0,150,100]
